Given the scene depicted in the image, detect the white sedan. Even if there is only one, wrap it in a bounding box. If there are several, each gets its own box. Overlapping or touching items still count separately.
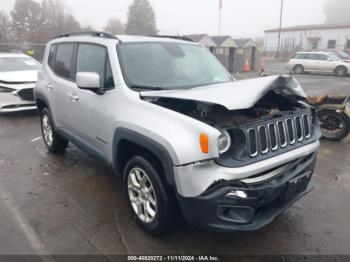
[287,51,350,77]
[0,53,39,112]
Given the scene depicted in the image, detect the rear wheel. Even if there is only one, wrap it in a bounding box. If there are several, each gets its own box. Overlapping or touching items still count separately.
[293,64,304,75]
[123,156,178,235]
[335,66,347,77]
[40,108,68,153]
[318,111,350,141]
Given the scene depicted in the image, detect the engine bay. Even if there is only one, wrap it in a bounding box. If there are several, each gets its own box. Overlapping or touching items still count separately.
[145,88,309,128]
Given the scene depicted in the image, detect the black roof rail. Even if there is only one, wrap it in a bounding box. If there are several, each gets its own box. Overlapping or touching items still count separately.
[148,35,194,42]
[54,31,122,42]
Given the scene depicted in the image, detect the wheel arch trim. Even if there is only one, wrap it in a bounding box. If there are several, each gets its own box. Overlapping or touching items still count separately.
[34,91,51,112]
[113,127,176,186]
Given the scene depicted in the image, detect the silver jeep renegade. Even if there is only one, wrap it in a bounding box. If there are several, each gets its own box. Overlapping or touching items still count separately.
[35,31,321,235]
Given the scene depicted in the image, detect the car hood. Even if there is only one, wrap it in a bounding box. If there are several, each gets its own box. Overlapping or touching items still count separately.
[0,70,37,84]
[141,75,307,110]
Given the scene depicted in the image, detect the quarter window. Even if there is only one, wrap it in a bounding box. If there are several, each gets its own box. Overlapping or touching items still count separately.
[48,44,56,70]
[327,40,336,49]
[76,43,114,89]
[105,60,114,90]
[54,43,75,79]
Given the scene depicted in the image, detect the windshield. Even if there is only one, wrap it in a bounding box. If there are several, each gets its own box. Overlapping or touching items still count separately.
[0,56,39,72]
[337,51,350,59]
[117,42,233,90]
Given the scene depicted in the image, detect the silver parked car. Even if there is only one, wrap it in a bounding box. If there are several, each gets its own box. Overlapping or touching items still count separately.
[0,53,39,112]
[35,32,321,234]
[287,51,350,77]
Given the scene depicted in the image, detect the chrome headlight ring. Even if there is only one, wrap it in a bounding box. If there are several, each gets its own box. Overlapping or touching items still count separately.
[217,130,231,155]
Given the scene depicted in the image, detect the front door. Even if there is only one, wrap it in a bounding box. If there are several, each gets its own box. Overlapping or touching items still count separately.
[71,43,116,157]
[315,54,333,72]
[302,53,317,71]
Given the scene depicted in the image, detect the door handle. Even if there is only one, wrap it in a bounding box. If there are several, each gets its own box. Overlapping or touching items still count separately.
[68,92,79,102]
[45,83,54,90]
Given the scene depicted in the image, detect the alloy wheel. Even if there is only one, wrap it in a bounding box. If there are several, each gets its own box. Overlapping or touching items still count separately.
[127,167,157,223]
[320,114,345,139]
[42,114,53,147]
[336,67,346,77]
[294,65,303,74]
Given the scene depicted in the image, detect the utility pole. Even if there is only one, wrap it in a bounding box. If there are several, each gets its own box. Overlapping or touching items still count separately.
[276,0,284,57]
[218,0,222,35]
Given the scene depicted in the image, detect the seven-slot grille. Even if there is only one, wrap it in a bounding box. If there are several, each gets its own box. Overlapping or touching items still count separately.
[246,111,312,158]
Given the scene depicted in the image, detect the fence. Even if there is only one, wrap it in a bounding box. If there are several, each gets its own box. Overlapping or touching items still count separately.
[0,43,46,61]
[263,37,302,62]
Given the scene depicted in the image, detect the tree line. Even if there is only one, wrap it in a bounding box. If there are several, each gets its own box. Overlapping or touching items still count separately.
[0,0,158,44]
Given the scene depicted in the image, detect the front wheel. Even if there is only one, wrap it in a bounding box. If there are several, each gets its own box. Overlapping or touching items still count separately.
[40,108,68,153]
[123,156,178,235]
[293,64,304,75]
[318,110,350,141]
[335,66,347,77]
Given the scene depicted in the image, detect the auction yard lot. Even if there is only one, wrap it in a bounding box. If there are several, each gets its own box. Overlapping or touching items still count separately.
[0,68,349,257]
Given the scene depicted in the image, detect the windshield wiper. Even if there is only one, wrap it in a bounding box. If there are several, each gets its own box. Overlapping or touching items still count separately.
[129,84,165,91]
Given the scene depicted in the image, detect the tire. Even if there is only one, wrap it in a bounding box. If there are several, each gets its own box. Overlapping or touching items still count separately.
[40,108,68,153]
[293,64,304,75]
[318,110,350,141]
[335,66,347,77]
[123,155,178,235]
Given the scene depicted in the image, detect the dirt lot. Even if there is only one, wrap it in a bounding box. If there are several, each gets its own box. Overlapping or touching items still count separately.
[0,71,350,258]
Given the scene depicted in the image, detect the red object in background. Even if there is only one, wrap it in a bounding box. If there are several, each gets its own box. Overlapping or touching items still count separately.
[243,60,250,72]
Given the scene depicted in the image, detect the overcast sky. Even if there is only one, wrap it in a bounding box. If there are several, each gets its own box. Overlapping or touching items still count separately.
[0,0,327,38]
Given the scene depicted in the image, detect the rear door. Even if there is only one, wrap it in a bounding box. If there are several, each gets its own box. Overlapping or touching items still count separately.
[303,53,317,71]
[47,43,76,133]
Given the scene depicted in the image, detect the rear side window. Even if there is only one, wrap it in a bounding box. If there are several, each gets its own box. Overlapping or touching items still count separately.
[54,43,75,80]
[76,43,114,89]
[316,54,328,61]
[304,53,317,60]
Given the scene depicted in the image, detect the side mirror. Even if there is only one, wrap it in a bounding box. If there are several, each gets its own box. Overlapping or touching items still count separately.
[76,72,101,90]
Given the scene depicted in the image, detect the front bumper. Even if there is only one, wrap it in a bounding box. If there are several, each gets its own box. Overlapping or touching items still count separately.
[0,93,36,112]
[174,140,319,198]
[176,152,317,232]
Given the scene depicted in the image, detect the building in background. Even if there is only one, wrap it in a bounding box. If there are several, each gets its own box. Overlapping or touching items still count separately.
[184,34,217,52]
[264,23,350,58]
[233,38,258,72]
[211,35,237,73]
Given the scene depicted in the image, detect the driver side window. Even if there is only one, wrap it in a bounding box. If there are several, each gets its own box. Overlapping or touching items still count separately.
[76,43,114,90]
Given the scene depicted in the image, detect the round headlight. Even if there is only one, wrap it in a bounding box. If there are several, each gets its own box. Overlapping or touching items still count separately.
[217,130,231,154]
